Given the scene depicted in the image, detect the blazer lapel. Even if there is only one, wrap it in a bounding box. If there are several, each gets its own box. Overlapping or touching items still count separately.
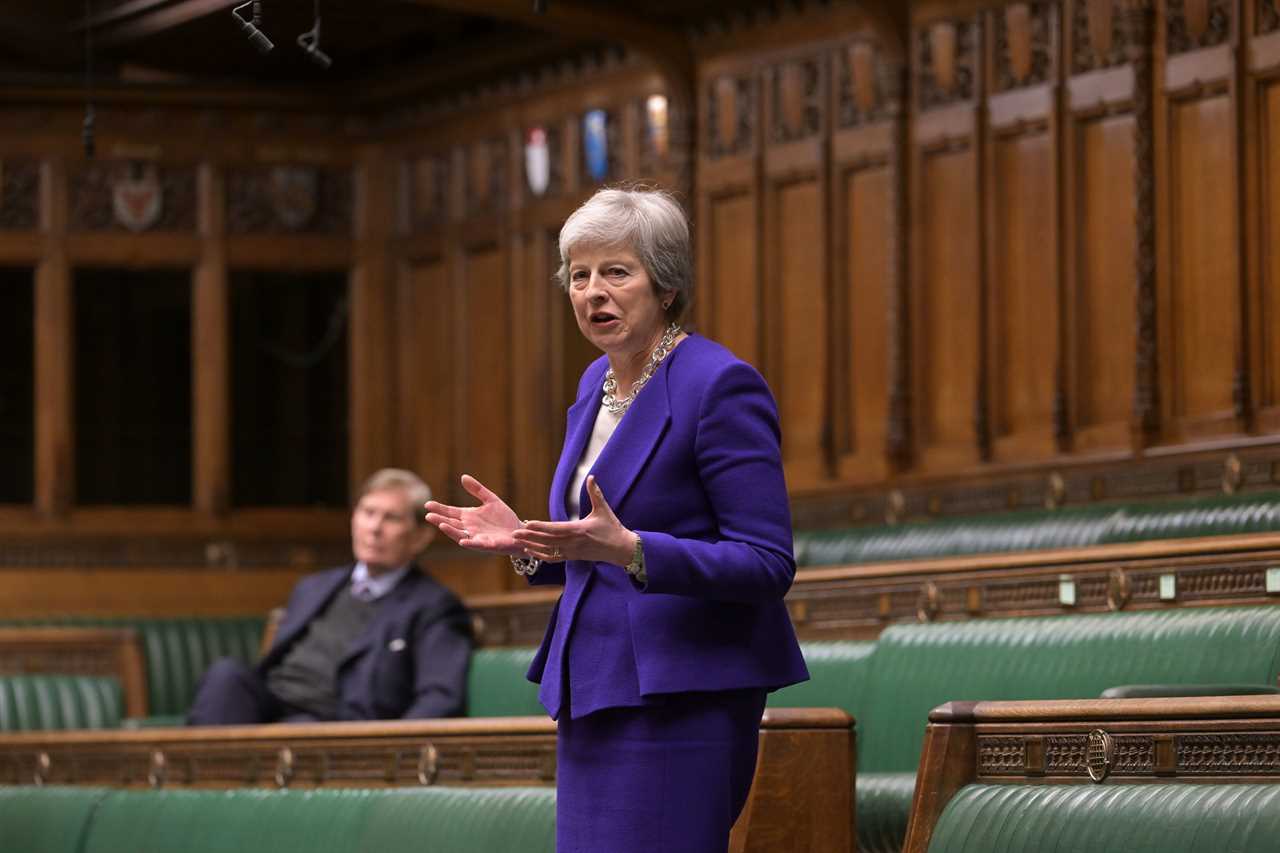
[273,566,351,652]
[583,356,672,519]
[548,367,605,521]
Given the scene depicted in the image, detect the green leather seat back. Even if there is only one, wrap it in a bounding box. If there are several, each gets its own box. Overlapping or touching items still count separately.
[0,675,124,730]
[468,647,544,717]
[60,786,555,853]
[795,492,1280,566]
[861,606,1280,773]
[0,616,265,717]
[767,640,876,720]
[0,786,107,853]
[927,784,1280,853]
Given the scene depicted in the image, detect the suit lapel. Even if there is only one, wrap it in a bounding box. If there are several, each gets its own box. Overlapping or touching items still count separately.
[548,364,606,521]
[274,566,350,652]
[583,354,672,519]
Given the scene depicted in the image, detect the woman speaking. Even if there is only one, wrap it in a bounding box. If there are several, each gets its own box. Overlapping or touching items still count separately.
[425,186,808,852]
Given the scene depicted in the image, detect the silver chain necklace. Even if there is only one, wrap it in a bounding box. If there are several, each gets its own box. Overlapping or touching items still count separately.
[601,323,681,415]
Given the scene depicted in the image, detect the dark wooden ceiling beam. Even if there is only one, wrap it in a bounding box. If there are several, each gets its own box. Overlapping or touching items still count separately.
[91,0,239,48]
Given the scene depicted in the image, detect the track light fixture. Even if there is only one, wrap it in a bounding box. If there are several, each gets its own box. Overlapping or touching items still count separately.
[297,0,331,68]
[232,0,274,53]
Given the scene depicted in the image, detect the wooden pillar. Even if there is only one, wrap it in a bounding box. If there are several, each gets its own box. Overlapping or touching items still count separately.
[193,162,230,516]
[34,158,72,516]
[881,58,914,471]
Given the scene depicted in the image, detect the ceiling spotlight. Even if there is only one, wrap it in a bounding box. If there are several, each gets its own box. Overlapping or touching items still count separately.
[232,0,274,53]
[297,2,331,68]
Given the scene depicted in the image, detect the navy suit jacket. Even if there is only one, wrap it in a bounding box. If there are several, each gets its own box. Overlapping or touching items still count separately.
[259,564,473,720]
[526,334,810,720]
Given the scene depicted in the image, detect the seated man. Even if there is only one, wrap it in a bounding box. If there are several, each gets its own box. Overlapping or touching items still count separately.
[188,468,473,724]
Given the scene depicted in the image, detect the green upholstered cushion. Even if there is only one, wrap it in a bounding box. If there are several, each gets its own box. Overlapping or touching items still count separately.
[927,784,1280,853]
[0,787,108,853]
[0,675,124,730]
[0,616,265,716]
[52,786,555,853]
[855,772,916,853]
[468,647,544,717]
[767,641,876,721]
[794,491,1280,566]
[861,606,1280,774]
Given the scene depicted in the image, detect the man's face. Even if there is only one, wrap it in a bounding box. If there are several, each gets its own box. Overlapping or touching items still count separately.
[350,488,434,575]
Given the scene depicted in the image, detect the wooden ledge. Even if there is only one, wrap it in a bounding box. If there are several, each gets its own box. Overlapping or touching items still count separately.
[932,693,1280,724]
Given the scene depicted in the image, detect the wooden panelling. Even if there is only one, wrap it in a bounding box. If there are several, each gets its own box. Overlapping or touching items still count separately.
[989,127,1056,457]
[1165,94,1239,436]
[1254,80,1280,425]
[707,191,763,367]
[917,146,980,469]
[839,164,890,481]
[774,178,828,488]
[1071,113,1135,449]
[398,259,454,506]
[458,245,512,500]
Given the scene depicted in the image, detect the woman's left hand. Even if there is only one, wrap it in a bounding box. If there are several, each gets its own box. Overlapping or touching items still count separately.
[512,475,637,565]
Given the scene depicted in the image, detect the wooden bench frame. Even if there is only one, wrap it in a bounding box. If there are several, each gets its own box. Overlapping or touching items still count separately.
[0,627,148,718]
[0,707,854,853]
[902,694,1280,853]
[467,532,1280,645]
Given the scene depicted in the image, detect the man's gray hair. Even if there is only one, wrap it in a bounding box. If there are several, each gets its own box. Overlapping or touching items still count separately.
[554,186,694,323]
[356,468,432,525]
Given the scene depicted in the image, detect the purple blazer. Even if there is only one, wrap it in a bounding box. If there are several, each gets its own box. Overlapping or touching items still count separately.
[526,334,809,720]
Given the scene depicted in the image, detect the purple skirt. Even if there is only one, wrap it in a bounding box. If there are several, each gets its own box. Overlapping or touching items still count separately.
[554,689,767,853]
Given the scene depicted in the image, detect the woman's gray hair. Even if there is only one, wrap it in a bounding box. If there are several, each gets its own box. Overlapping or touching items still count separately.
[356,468,432,526]
[555,186,693,323]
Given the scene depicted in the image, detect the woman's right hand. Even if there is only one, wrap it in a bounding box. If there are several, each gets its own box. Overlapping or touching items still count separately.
[424,474,526,556]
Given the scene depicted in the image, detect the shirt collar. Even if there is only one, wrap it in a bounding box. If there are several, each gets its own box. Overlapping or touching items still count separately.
[350,561,411,601]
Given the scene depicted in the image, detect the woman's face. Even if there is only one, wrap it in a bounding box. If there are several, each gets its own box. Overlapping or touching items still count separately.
[567,244,668,359]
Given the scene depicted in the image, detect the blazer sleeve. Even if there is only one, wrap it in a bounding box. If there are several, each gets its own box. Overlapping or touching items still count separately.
[402,595,475,719]
[636,360,796,603]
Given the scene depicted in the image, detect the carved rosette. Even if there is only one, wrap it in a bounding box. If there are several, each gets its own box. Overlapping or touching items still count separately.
[706,74,756,159]
[837,40,892,128]
[1126,1,1159,442]
[0,158,38,230]
[1166,0,1232,54]
[226,165,353,235]
[768,56,823,143]
[1073,0,1131,73]
[994,2,1056,92]
[1263,0,1280,34]
[69,161,196,232]
[465,137,508,217]
[917,16,980,110]
[408,154,449,230]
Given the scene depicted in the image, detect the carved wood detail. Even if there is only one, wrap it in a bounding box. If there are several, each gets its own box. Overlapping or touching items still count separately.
[837,40,893,128]
[408,154,449,230]
[1125,1,1159,444]
[706,74,756,159]
[917,16,980,110]
[994,2,1056,92]
[1073,0,1131,73]
[1166,0,1232,54]
[226,165,353,235]
[769,56,823,143]
[0,158,38,230]
[979,731,1280,778]
[465,137,508,217]
[0,538,350,569]
[68,162,197,232]
[1262,0,1280,34]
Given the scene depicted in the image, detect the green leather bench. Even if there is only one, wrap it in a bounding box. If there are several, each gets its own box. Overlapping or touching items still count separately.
[0,616,265,726]
[924,783,1280,853]
[0,785,555,853]
[794,491,1280,566]
[767,605,1280,853]
[0,675,125,731]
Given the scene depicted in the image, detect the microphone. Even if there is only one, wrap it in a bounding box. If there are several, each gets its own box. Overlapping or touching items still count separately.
[297,19,331,68]
[232,0,274,53]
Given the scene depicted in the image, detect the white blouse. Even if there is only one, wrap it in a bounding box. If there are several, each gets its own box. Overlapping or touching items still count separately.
[566,401,624,518]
